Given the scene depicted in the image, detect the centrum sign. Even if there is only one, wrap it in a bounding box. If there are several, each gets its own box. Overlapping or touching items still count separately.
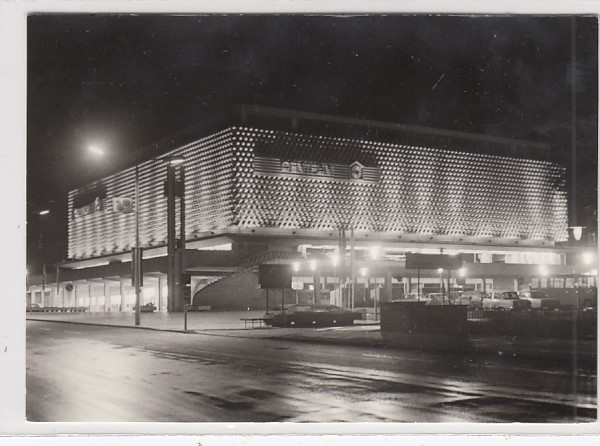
[254,156,380,183]
[281,160,334,177]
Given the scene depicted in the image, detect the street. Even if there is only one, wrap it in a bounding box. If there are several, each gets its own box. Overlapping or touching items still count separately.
[26,320,596,423]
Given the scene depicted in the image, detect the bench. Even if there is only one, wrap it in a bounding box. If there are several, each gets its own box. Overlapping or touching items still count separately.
[240,317,270,329]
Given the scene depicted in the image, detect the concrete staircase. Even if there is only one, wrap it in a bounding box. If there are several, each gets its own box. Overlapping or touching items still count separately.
[191,250,299,310]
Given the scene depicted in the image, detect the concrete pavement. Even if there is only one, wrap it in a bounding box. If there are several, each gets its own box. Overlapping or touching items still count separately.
[26,310,597,363]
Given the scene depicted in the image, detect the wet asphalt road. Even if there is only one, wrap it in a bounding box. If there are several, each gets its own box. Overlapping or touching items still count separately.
[26,321,596,423]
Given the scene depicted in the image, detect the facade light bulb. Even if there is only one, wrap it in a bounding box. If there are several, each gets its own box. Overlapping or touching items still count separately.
[360,267,368,277]
[309,260,317,271]
[292,262,300,272]
[370,246,380,260]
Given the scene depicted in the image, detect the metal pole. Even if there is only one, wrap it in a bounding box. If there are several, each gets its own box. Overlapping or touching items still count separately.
[313,269,319,306]
[447,269,451,304]
[167,165,176,312]
[350,226,355,310]
[282,288,286,327]
[134,164,141,326]
[42,264,46,306]
[266,288,269,314]
[439,271,444,304]
[417,269,421,301]
[179,164,186,313]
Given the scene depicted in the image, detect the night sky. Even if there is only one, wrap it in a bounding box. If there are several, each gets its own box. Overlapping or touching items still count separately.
[27,14,598,272]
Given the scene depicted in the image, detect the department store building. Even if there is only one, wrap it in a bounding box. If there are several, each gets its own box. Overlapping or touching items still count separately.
[27,106,588,312]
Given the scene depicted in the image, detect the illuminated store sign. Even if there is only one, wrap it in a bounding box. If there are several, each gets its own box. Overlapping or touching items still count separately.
[73,197,104,218]
[254,156,380,183]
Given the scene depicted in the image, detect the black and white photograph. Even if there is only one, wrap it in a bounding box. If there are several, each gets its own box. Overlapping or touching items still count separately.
[12,2,599,430]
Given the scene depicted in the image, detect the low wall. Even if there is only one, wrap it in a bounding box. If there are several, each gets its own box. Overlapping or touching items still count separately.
[380,302,469,349]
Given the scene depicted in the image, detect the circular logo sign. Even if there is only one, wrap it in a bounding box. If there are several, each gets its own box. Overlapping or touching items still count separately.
[350,163,363,179]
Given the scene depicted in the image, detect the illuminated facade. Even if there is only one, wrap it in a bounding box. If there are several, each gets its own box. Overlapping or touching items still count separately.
[68,107,568,260]
[29,106,585,312]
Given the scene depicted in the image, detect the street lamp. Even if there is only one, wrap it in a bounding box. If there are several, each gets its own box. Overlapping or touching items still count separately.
[292,262,300,304]
[37,208,51,307]
[360,266,369,305]
[88,144,143,323]
[437,267,444,304]
[165,155,186,314]
[331,254,339,307]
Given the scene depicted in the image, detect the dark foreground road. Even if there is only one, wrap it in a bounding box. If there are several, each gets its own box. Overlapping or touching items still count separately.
[26,321,596,422]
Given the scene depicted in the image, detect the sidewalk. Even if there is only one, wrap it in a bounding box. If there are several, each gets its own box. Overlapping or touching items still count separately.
[26,311,597,363]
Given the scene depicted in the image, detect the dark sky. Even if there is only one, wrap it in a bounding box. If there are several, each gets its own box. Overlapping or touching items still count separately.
[27,14,598,271]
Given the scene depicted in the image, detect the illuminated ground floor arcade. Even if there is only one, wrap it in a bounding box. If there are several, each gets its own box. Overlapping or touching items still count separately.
[26,232,595,312]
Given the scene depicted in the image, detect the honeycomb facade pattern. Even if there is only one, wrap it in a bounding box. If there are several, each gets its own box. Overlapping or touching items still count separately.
[68,129,237,259]
[234,127,568,241]
[68,119,568,260]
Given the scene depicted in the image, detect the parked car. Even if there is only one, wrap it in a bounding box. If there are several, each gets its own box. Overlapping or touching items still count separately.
[451,291,486,308]
[424,293,446,305]
[26,303,41,312]
[396,293,428,302]
[517,290,560,310]
[482,291,531,310]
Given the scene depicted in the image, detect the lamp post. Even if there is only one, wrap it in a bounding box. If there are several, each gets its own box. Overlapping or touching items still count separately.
[571,226,584,306]
[331,254,339,307]
[309,259,317,306]
[437,267,444,304]
[166,156,186,313]
[87,144,145,323]
[38,209,50,307]
[292,262,300,304]
[360,266,368,306]
[133,164,141,325]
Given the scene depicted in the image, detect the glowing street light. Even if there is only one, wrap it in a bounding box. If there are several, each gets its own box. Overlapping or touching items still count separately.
[331,254,339,268]
[88,145,105,156]
[370,246,380,260]
[38,209,50,216]
[582,252,594,266]
[571,226,584,242]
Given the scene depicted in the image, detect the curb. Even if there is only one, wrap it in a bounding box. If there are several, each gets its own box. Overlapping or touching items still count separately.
[26,318,193,335]
[27,318,596,364]
[270,334,597,364]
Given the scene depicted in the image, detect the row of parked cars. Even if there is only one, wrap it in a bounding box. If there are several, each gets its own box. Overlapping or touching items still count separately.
[399,290,560,310]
